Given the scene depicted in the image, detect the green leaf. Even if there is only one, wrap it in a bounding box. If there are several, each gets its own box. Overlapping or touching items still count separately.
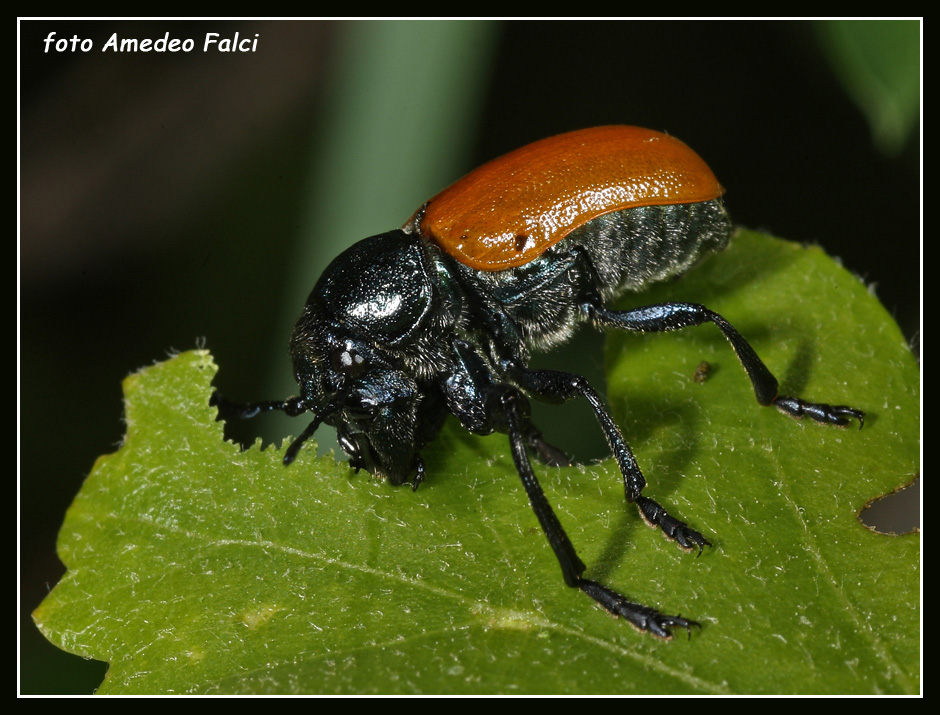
[34,231,919,694]
[814,19,921,156]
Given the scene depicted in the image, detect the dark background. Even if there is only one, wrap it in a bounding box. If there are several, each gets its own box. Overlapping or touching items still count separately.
[19,20,920,693]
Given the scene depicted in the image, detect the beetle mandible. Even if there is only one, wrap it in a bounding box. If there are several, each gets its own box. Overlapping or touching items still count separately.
[213,125,864,638]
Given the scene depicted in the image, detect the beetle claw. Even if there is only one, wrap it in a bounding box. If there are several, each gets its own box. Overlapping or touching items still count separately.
[636,496,712,555]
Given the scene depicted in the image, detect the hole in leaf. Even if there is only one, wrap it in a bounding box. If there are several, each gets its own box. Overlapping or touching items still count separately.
[859,475,920,534]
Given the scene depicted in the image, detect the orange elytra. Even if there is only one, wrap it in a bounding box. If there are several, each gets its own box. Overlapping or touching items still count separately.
[407,125,726,271]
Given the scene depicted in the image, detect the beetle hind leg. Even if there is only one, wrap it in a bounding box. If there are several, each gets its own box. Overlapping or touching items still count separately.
[587,302,865,428]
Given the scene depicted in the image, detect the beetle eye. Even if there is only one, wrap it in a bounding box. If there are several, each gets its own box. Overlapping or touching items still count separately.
[330,344,366,377]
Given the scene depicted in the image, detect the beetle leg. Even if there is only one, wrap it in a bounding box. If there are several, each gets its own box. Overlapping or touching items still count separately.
[447,339,570,466]
[501,390,698,639]
[505,363,710,554]
[523,425,572,467]
[502,391,584,585]
[587,303,865,428]
[771,396,865,427]
[411,454,426,492]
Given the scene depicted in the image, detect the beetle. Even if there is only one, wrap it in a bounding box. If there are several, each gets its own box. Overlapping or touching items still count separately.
[212,125,864,639]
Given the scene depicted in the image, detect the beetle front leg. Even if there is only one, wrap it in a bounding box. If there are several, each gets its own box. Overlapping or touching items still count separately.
[446,338,570,467]
[587,303,865,428]
[501,391,698,638]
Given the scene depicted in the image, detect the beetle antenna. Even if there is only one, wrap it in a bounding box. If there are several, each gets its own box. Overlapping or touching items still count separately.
[210,392,308,420]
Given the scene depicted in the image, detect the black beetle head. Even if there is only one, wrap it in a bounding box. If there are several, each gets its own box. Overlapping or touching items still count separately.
[286,231,438,485]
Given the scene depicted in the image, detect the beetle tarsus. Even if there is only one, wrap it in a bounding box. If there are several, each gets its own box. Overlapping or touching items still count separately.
[636,496,711,555]
[578,579,700,639]
[773,396,865,428]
